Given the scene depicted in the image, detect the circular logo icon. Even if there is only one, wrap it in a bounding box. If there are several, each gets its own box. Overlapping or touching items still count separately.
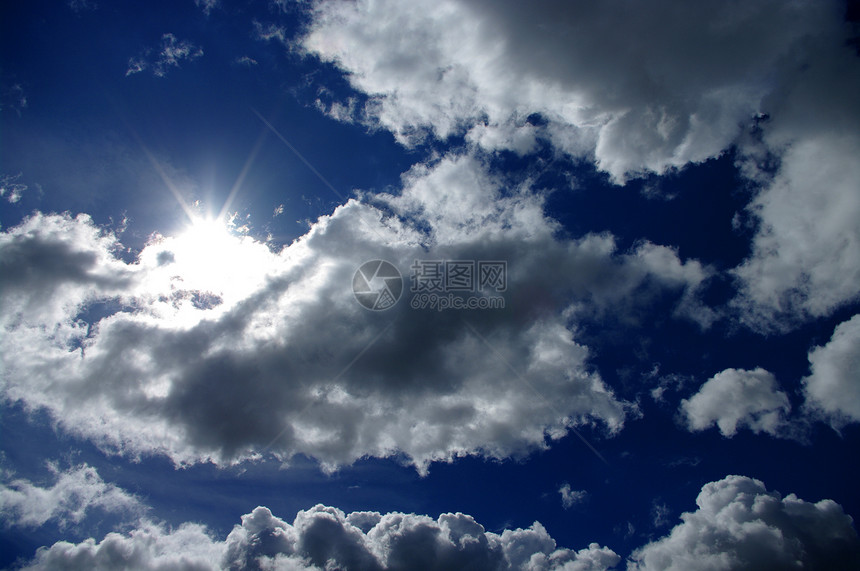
[352,260,403,310]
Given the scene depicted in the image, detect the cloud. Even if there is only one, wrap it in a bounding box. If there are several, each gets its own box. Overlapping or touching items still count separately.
[300,0,841,182]
[20,475,860,570]
[23,520,224,571]
[727,14,860,329]
[629,475,860,570]
[802,314,860,428]
[194,0,217,16]
[559,483,587,509]
[650,503,670,529]
[67,0,96,11]
[679,368,791,437]
[299,0,860,331]
[0,155,717,472]
[126,33,203,77]
[24,504,620,571]
[0,464,144,529]
[0,83,28,115]
[254,21,288,44]
[732,129,860,331]
[0,172,27,203]
[236,56,259,67]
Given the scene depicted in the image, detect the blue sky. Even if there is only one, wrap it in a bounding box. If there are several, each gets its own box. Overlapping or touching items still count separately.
[1,1,860,569]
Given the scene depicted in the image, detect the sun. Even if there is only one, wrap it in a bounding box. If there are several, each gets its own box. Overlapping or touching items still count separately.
[142,215,277,316]
[178,216,233,260]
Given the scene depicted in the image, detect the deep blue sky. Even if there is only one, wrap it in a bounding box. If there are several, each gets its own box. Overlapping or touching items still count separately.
[2,1,859,569]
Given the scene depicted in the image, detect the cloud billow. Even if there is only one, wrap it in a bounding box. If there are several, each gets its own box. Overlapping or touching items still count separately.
[0,155,711,472]
[300,0,860,332]
[15,467,860,570]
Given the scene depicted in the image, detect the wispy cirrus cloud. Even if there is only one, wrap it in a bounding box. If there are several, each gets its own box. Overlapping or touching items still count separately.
[0,172,28,204]
[126,33,203,78]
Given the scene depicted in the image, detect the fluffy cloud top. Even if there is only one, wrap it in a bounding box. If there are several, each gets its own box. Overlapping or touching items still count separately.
[24,502,621,570]
[0,155,715,472]
[680,368,790,437]
[0,464,143,529]
[19,472,860,570]
[803,314,860,428]
[630,475,860,570]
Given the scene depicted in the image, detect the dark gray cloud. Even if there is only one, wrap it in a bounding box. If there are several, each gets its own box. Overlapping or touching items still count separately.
[0,155,711,471]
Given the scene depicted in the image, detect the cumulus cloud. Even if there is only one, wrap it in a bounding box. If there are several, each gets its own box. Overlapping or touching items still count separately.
[559,483,587,509]
[299,0,860,330]
[126,33,203,77]
[729,18,860,329]
[23,520,224,571]
[680,368,791,437]
[630,475,860,570]
[0,154,713,472]
[25,504,620,571]
[803,314,860,428]
[732,129,860,330]
[20,475,860,570]
[301,0,838,181]
[0,464,144,529]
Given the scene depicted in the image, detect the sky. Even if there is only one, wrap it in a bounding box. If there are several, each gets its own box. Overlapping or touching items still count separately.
[1,0,859,569]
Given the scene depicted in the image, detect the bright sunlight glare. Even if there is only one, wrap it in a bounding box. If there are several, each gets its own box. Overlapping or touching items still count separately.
[138,215,278,322]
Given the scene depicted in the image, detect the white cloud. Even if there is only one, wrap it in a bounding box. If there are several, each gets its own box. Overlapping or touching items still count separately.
[299,0,860,331]
[680,368,790,437]
[126,33,203,77]
[729,20,860,330]
[559,483,587,509]
[254,21,288,44]
[194,0,217,16]
[301,0,841,183]
[0,172,27,203]
[0,464,144,529]
[0,155,716,472]
[650,503,670,529]
[24,504,620,571]
[236,55,259,67]
[732,129,860,330]
[803,314,860,428]
[23,520,224,571]
[629,475,860,570]
[20,475,860,570]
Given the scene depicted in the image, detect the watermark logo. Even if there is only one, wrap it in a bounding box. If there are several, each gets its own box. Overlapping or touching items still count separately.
[352,260,403,310]
[353,259,506,311]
